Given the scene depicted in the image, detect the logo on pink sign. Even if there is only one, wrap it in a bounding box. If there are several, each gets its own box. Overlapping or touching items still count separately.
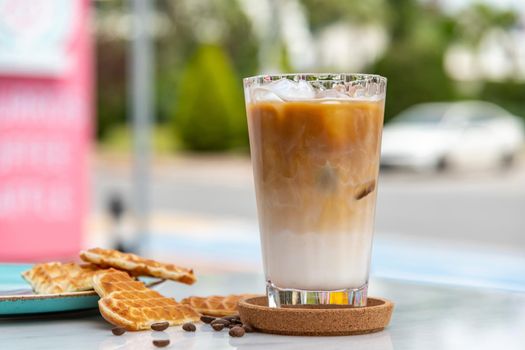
[0,0,92,261]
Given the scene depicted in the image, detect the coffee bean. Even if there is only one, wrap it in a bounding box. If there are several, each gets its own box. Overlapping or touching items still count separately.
[223,315,240,322]
[182,323,196,332]
[200,315,215,324]
[242,324,254,333]
[152,339,170,347]
[211,323,224,331]
[111,327,126,336]
[151,322,169,331]
[211,318,230,327]
[229,326,245,337]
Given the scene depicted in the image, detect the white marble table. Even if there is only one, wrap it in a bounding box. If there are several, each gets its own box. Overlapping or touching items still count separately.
[1,274,524,350]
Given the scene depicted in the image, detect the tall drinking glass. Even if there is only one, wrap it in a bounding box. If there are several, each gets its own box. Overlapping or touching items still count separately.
[243,74,386,307]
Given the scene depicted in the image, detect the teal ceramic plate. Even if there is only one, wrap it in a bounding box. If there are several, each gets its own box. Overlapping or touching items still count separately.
[0,264,162,316]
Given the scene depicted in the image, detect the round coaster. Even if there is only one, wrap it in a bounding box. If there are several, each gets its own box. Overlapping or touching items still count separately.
[238,296,394,336]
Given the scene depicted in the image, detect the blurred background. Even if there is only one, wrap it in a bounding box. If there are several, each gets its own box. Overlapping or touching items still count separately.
[1,0,524,291]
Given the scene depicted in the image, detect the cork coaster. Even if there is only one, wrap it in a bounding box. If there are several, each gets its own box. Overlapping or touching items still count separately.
[238,296,394,336]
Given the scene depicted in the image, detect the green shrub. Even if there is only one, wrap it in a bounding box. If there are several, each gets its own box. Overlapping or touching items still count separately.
[172,44,247,151]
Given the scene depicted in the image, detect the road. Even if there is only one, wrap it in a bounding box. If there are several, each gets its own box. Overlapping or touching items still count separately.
[92,153,525,252]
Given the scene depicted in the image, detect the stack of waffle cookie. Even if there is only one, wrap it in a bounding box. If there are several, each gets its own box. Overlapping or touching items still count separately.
[92,268,200,330]
[21,248,258,331]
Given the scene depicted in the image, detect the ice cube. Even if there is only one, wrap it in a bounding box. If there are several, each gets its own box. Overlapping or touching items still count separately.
[251,87,284,103]
[317,162,338,192]
[266,78,316,101]
[316,89,349,100]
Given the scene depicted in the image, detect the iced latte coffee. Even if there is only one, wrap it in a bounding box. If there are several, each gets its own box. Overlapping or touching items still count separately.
[244,74,386,307]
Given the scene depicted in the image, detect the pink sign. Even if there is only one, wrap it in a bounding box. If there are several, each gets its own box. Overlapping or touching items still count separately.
[0,0,92,261]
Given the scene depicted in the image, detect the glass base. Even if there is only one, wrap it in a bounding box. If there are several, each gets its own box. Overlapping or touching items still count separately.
[266,281,368,308]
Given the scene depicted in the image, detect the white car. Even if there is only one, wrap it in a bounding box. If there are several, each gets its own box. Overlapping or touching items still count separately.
[380,101,525,171]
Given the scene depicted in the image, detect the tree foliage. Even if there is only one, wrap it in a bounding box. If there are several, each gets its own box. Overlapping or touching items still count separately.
[373,0,457,121]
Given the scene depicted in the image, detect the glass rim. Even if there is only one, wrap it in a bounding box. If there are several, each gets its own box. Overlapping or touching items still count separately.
[243,73,387,101]
[243,73,387,84]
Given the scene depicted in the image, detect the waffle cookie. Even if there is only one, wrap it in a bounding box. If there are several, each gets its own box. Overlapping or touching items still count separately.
[22,262,104,294]
[80,248,196,285]
[92,269,200,331]
[181,294,260,317]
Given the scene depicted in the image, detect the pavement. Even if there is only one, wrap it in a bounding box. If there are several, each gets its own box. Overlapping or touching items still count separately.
[88,152,525,290]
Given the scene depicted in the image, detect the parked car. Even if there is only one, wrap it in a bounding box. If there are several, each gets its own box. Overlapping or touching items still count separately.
[380,101,525,171]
